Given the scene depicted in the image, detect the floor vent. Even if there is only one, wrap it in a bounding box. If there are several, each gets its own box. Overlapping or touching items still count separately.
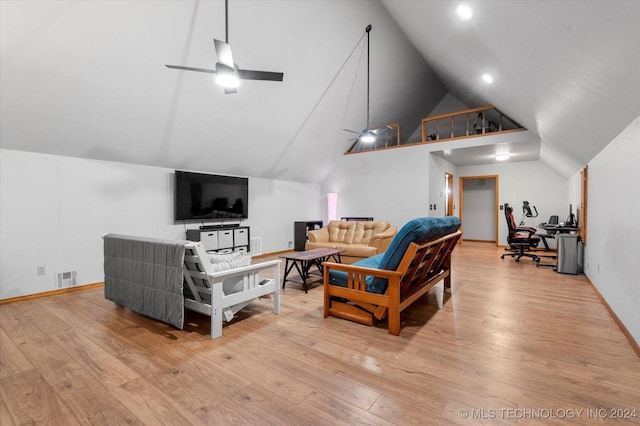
[250,237,263,255]
[57,271,77,288]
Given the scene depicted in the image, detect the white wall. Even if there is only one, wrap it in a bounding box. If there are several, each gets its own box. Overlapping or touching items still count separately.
[566,171,582,220]
[428,154,458,218]
[320,145,570,247]
[321,145,431,227]
[583,115,640,345]
[0,149,321,299]
[458,160,568,246]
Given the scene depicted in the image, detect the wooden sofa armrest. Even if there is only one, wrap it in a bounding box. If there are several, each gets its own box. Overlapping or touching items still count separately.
[208,259,281,279]
[208,259,281,313]
[322,262,402,282]
[184,256,281,304]
[307,227,329,243]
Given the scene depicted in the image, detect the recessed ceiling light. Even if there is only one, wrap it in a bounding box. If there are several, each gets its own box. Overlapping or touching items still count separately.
[482,73,493,84]
[456,5,473,20]
[495,153,510,161]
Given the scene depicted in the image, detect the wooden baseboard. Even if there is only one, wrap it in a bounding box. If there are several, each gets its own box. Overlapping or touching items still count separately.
[584,275,640,358]
[0,282,104,305]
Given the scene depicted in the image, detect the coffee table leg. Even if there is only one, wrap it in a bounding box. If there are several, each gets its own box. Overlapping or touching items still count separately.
[282,259,296,289]
[294,260,309,293]
[313,257,326,277]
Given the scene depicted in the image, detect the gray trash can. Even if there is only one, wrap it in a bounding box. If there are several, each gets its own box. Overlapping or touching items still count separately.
[556,234,580,274]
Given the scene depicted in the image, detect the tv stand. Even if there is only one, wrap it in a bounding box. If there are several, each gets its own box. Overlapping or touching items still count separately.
[188,225,250,253]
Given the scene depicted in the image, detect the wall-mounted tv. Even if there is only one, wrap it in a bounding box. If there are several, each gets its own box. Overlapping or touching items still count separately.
[175,170,248,222]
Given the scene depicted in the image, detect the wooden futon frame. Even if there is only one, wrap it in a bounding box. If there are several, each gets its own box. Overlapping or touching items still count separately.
[322,230,462,335]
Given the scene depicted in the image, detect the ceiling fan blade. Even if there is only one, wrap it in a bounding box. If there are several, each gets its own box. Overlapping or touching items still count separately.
[341,128,362,135]
[237,69,284,82]
[165,64,216,74]
[214,39,235,69]
[372,126,392,135]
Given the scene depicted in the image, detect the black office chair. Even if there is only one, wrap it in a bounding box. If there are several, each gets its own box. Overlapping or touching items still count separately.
[545,215,559,237]
[501,203,541,263]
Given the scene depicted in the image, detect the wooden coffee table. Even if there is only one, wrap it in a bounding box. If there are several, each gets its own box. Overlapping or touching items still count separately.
[280,248,343,293]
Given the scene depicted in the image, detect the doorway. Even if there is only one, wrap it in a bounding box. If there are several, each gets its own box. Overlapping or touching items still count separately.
[459,175,499,244]
[445,172,454,216]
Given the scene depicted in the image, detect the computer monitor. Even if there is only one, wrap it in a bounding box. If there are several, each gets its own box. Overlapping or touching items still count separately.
[566,204,576,227]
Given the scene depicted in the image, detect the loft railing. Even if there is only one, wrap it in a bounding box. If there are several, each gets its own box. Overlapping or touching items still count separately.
[345,105,525,154]
[421,105,524,143]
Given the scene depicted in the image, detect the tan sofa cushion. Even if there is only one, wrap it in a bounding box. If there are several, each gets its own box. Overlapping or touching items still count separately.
[306,220,397,263]
[356,221,390,245]
[326,220,391,244]
[327,221,355,244]
[305,241,378,259]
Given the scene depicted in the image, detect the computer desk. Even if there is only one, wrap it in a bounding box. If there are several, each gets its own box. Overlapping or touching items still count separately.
[537,224,579,251]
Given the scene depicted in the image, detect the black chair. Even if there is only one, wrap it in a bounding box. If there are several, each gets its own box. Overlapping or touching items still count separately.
[544,215,560,237]
[501,203,541,263]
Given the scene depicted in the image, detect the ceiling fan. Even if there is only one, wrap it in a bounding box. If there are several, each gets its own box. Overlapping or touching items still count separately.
[343,25,392,144]
[165,0,284,94]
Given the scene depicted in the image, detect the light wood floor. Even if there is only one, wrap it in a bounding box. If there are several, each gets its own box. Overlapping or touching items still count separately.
[1,242,639,425]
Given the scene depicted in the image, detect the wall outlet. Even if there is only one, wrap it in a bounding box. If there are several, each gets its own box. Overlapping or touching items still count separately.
[37,265,46,275]
[288,241,292,249]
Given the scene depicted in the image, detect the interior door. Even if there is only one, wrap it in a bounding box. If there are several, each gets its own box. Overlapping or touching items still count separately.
[459,175,499,244]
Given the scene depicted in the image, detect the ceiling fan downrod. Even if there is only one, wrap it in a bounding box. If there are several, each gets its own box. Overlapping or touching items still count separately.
[224,0,229,44]
[366,24,371,130]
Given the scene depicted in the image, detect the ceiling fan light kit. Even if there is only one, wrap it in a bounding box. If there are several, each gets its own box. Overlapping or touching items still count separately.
[360,131,376,143]
[215,73,240,89]
[214,64,240,88]
[165,0,284,94]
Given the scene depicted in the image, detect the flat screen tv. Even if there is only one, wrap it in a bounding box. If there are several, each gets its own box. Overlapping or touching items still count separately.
[175,170,248,222]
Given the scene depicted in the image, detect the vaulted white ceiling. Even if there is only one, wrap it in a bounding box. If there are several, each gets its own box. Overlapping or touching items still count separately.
[2,1,639,182]
[382,0,640,176]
